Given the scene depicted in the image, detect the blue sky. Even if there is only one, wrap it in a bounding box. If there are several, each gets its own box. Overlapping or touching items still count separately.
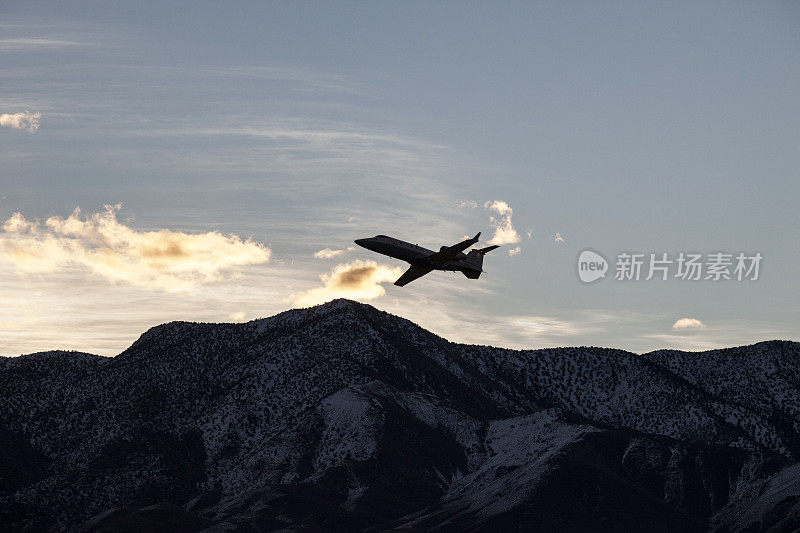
[1,1,798,355]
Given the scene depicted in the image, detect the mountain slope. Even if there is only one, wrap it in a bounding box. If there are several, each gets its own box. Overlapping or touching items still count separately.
[1,299,798,531]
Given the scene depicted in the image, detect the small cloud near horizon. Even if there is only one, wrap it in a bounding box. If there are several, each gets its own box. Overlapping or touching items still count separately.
[0,111,40,133]
[554,233,565,243]
[672,318,706,330]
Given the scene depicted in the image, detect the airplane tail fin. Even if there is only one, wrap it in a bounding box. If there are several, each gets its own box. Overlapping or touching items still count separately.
[462,245,500,279]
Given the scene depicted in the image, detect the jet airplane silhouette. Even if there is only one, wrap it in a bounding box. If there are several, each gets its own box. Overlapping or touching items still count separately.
[354,232,499,286]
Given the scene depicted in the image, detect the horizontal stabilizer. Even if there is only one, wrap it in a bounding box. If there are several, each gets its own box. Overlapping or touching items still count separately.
[463,244,498,276]
[474,245,499,255]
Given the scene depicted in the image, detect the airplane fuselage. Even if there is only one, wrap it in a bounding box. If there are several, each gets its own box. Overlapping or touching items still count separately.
[354,235,467,271]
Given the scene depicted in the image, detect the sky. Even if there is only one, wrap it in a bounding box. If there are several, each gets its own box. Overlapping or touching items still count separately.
[1,1,798,356]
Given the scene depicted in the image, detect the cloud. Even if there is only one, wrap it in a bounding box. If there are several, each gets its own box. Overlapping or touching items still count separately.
[314,247,354,259]
[672,318,706,330]
[291,259,403,307]
[485,199,512,216]
[554,232,565,243]
[526,229,533,239]
[0,38,83,50]
[484,200,521,246]
[0,111,40,132]
[647,319,784,352]
[511,316,586,337]
[228,311,246,321]
[0,204,271,292]
[508,247,521,256]
[457,200,477,209]
[137,122,452,208]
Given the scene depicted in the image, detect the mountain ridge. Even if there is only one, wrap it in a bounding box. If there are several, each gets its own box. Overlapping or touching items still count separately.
[2,299,799,531]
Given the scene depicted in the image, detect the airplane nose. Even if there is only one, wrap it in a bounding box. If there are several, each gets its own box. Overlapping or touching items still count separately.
[354,239,366,247]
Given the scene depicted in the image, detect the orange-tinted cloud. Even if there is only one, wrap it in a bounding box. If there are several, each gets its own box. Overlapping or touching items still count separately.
[0,204,271,291]
[292,259,403,307]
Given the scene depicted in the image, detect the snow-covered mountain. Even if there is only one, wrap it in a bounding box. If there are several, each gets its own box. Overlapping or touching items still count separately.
[1,299,799,532]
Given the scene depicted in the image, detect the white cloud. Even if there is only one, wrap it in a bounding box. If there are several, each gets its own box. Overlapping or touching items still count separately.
[313,247,353,259]
[672,318,706,330]
[458,200,477,209]
[485,199,512,216]
[484,200,521,246]
[0,204,271,292]
[291,259,403,307]
[511,316,584,337]
[508,247,521,256]
[0,111,40,132]
[228,311,246,321]
[554,232,565,243]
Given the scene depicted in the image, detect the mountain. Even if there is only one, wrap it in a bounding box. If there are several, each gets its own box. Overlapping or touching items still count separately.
[1,299,799,532]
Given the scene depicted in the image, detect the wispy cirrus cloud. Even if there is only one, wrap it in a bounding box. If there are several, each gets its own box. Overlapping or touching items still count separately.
[125,121,453,207]
[0,111,40,132]
[0,38,83,49]
[0,205,271,292]
[148,124,441,150]
[190,65,368,95]
[291,259,403,307]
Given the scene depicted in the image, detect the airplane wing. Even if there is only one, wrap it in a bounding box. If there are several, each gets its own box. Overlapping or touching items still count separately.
[394,264,435,286]
[423,232,481,266]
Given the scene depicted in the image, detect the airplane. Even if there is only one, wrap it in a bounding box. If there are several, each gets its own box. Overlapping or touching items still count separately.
[354,232,499,286]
